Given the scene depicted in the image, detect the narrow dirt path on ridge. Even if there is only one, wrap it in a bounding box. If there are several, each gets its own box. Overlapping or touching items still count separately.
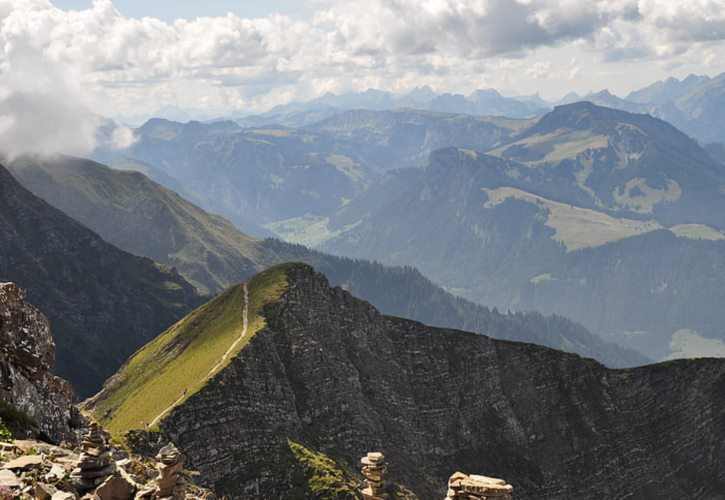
[149,283,249,427]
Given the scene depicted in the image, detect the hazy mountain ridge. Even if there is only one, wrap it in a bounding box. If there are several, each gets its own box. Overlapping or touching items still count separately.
[8,155,643,367]
[94,118,379,235]
[320,104,725,359]
[305,108,530,170]
[8,155,261,296]
[491,102,725,227]
[256,87,548,123]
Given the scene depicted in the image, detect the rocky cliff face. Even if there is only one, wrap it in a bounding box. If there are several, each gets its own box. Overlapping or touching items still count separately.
[99,265,725,499]
[0,282,81,444]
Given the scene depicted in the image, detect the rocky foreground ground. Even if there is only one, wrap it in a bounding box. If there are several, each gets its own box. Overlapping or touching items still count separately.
[0,429,214,499]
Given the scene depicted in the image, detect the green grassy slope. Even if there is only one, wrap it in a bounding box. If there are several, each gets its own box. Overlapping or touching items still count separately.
[86,264,291,437]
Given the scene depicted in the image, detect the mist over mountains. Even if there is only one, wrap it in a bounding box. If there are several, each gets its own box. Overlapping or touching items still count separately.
[90,78,725,364]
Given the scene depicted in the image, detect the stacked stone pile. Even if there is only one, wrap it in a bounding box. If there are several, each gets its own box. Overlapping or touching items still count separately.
[445,471,514,499]
[360,452,388,499]
[71,423,116,491]
[154,443,185,499]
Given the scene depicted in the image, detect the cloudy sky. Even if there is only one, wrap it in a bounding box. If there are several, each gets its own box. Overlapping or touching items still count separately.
[1,0,725,155]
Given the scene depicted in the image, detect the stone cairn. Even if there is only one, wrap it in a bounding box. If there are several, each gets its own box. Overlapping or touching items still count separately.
[360,452,388,499]
[155,442,186,499]
[71,422,117,491]
[445,471,514,500]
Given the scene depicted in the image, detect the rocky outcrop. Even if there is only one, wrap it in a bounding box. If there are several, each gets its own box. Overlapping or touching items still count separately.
[0,282,81,444]
[106,264,724,499]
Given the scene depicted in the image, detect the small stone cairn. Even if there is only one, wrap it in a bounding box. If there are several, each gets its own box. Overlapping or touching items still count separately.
[445,471,514,500]
[154,442,185,499]
[71,422,116,490]
[360,452,388,499]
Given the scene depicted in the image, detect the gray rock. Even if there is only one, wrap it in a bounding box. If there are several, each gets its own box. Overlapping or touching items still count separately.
[0,469,19,487]
[0,283,82,443]
[2,454,43,470]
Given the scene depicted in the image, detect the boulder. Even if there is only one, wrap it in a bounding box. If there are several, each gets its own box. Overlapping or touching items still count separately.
[0,469,19,488]
[2,454,43,470]
[95,475,136,500]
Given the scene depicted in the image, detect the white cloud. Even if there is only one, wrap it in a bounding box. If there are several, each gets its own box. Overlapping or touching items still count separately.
[0,44,99,159]
[0,0,141,158]
[0,0,724,141]
[527,61,551,79]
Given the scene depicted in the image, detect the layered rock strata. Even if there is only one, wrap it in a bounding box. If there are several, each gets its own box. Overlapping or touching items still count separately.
[99,265,725,498]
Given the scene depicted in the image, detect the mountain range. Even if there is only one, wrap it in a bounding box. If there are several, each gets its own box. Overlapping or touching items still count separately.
[7,154,644,371]
[93,119,377,238]
[318,103,725,360]
[91,96,725,362]
[232,72,725,145]
[2,66,725,500]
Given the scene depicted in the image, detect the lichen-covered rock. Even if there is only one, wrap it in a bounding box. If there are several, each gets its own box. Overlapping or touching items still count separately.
[0,283,82,443]
[113,264,725,499]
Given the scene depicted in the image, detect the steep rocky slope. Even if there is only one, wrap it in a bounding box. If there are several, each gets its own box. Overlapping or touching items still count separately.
[8,155,260,295]
[0,283,81,444]
[0,164,201,396]
[7,156,644,367]
[88,264,725,499]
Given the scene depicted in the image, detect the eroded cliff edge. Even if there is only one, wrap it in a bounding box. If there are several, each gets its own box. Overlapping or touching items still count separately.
[0,282,81,444]
[92,264,725,499]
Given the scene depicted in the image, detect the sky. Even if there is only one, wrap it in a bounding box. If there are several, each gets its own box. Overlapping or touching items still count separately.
[2,0,725,156]
[49,0,315,22]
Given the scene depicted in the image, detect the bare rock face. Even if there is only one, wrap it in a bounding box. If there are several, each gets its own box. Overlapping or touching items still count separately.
[124,264,725,499]
[0,283,81,444]
[0,283,53,376]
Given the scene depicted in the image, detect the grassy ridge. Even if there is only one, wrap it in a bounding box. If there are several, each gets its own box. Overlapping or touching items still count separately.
[87,264,292,437]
